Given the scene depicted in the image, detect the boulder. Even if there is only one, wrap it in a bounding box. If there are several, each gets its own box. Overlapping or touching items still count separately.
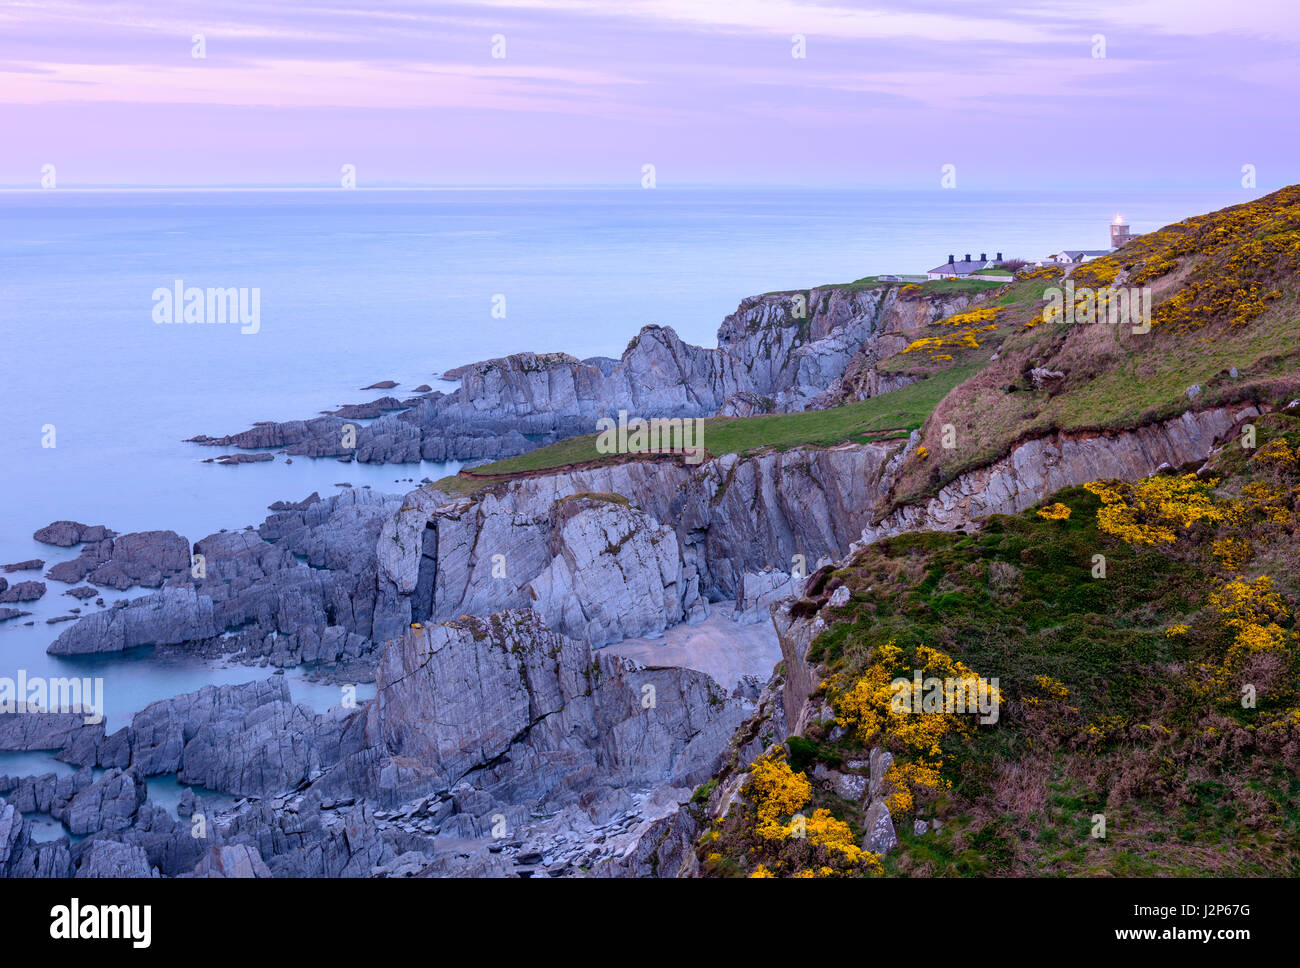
[33,521,116,547]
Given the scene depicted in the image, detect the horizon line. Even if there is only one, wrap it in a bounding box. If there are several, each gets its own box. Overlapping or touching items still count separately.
[0,183,1278,194]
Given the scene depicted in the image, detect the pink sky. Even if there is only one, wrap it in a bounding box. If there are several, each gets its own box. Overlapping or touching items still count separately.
[1,0,1296,187]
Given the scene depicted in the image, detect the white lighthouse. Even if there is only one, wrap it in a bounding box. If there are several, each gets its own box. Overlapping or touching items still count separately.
[1110,214,1133,249]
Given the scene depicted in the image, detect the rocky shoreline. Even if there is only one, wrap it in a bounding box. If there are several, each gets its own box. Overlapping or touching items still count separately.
[186,284,978,465]
[2,276,1259,878]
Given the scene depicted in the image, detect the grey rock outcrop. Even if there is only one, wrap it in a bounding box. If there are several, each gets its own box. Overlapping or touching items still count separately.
[0,581,45,604]
[734,570,800,624]
[129,677,347,798]
[74,839,155,878]
[854,404,1261,547]
[33,521,117,547]
[3,560,44,573]
[192,283,975,464]
[862,800,898,854]
[192,844,274,878]
[346,611,749,818]
[527,495,691,645]
[48,489,399,667]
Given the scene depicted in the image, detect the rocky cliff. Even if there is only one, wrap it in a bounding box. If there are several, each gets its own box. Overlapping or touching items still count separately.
[189,283,979,464]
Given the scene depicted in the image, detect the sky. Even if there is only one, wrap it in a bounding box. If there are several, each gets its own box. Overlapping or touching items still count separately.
[0,0,1296,189]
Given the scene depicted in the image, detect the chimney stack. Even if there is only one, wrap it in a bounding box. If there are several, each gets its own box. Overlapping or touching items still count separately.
[980,252,987,262]
[947,254,954,264]
[964,253,971,263]
[996,251,1003,261]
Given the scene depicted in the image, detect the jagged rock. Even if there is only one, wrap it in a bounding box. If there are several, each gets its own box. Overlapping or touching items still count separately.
[0,581,44,604]
[2,560,43,573]
[527,495,691,645]
[192,844,273,878]
[44,530,189,590]
[734,570,798,624]
[0,798,26,876]
[0,608,32,623]
[383,443,890,646]
[191,285,971,464]
[62,768,147,836]
[862,800,897,854]
[130,678,347,798]
[74,839,155,878]
[57,723,132,770]
[1029,367,1066,390]
[33,521,116,547]
[268,492,321,512]
[0,711,96,751]
[718,392,772,418]
[47,491,395,667]
[417,846,514,878]
[207,452,275,465]
[869,748,894,802]
[44,539,113,583]
[354,611,749,813]
[49,586,215,655]
[772,601,826,735]
[814,765,867,802]
[89,531,190,589]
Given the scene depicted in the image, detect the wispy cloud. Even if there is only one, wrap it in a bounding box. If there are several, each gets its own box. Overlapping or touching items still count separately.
[0,0,1295,185]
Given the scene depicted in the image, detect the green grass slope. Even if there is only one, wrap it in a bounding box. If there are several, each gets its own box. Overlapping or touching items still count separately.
[698,411,1300,877]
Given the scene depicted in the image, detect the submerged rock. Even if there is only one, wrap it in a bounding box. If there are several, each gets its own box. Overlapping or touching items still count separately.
[2,560,44,573]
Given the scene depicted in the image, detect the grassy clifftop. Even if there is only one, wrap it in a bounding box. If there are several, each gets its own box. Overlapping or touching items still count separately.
[434,363,980,495]
[438,188,1300,513]
[883,185,1300,509]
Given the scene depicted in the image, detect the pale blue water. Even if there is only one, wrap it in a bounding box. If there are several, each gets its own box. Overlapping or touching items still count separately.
[0,186,1264,797]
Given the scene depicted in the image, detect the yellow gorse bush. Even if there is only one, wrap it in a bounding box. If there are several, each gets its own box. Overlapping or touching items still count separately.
[1036,502,1072,520]
[831,641,997,816]
[737,750,884,878]
[1211,536,1253,571]
[1084,474,1223,545]
[804,809,863,863]
[1201,575,1296,700]
[941,306,1003,327]
[1254,438,1296,466]
[1116,185,1300,333]
[747,749,812,841]
[903,322,1000,362]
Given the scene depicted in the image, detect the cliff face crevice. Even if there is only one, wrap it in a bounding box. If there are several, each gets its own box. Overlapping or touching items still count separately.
[376,441,899,645]
[377,402,1265,670]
